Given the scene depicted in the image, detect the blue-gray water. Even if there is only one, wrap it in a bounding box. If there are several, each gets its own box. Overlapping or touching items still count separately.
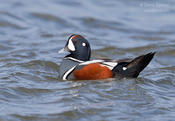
[0,0,175,121]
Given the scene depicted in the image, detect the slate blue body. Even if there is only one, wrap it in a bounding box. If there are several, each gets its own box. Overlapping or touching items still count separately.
[59,34,155,80]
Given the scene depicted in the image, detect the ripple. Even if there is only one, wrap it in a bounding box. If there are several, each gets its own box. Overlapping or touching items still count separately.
[75,17,124,30]
[31,12,64,23]
[30,12,71,28]
[0,44,14,51]
[0,21,26,30]
[21,60,59,72]
[0,11,28,30]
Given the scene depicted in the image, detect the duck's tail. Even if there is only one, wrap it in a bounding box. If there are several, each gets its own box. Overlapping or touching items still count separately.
[112,52,155,78]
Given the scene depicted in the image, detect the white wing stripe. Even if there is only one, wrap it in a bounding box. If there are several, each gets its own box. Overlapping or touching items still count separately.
[79,60,118,70]
[79,60,104,65]
[65,57,84,63]
[102,62,118,67]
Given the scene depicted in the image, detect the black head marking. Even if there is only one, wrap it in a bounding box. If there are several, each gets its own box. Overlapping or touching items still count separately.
[65,34,91,61]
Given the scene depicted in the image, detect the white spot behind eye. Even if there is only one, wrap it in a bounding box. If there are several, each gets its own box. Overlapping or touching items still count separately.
[82,43,86,46]
[68,39,75,51]
[123,67,127,70]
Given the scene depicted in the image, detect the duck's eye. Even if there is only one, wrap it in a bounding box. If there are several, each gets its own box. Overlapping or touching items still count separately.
[82,42,86,47]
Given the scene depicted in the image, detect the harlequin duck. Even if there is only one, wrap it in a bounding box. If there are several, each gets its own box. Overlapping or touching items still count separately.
[59,34,155,80]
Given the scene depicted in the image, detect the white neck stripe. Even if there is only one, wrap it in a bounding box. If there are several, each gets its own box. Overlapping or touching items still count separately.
[63,66,76,80]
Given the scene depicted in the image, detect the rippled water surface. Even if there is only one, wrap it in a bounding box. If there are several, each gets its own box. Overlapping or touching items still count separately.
[0,0,175,121]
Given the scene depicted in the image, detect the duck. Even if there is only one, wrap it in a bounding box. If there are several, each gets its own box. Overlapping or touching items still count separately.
[59,34,155,80]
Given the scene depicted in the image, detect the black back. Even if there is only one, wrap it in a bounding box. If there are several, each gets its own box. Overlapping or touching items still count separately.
[112,52,155,78]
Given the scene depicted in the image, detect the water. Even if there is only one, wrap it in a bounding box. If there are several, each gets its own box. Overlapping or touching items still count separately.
[0,0,175,121]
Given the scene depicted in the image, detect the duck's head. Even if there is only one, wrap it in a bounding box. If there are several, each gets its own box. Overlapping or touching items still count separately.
[59,34,91,61]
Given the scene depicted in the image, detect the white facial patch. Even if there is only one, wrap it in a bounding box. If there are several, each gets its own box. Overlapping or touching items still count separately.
[82,42,86,46]
[67,38,75,51]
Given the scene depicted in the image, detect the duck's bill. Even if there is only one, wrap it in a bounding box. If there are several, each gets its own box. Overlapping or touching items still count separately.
[58,47,69,53]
